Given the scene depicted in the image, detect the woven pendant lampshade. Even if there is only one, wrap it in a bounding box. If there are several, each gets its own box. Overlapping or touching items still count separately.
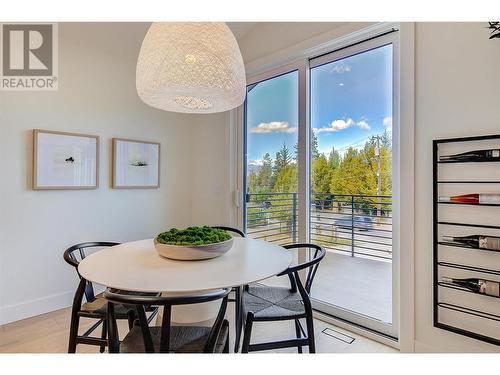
[136,22,246,114]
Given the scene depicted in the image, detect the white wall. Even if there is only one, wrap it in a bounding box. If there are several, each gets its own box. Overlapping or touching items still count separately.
[414,22,500,352]
[0,23,194,324]
[190,112,234,226]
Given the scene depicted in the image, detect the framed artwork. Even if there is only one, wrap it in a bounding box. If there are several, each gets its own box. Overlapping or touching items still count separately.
[33,129,99,190]
[112,138,160,189]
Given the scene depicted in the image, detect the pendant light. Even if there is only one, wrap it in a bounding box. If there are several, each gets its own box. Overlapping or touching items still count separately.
[136,22,246,114]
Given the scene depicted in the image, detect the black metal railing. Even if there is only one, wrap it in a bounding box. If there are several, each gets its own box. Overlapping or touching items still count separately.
[246,192,298,244]
[245,192,392,261]
[311,193,392,261]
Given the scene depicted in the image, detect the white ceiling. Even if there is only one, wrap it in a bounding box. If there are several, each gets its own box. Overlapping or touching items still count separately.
[227,22,259,40]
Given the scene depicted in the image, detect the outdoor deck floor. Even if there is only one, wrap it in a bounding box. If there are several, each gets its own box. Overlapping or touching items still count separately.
[312,251,392,324]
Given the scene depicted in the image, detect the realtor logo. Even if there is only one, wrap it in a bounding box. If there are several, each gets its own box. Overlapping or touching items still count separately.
[1,23,58,90]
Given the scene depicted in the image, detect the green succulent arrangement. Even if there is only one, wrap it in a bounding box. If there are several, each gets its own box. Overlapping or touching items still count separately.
[156,226,231,246]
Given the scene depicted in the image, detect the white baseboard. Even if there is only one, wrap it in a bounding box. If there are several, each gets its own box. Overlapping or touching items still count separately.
[0,291,74,325]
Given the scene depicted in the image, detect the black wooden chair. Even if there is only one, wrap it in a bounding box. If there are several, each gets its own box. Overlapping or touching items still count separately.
[105,288,231,353]
[240,243,325,353]
[211,226,245,352]
[63,242,159,353]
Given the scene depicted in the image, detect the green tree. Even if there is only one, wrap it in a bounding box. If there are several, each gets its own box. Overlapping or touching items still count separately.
[293,131,320,162]
[247,170,259,193]
[257,152,274,190]
[327,147,341,171]
[330,147,377,196]
[272,164,297,193]
[272,164,298,230]
[274,143,292,177]
[311,131,320,160]
[312,154,331,194]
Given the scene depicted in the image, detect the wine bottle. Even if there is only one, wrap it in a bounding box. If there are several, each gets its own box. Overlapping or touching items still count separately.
[442,277,500,297]
[439,149,500,161]
[442,235,500,250]
[438,193,500,205]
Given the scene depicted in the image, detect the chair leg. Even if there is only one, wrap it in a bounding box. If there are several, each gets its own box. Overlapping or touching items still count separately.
[305,313,316,353]
[68,311,80,353]
[108,308,120,353]
[223,332,230,353]
[99,319,108,353]
[127,310,136,330]
[241,312,254,354]
[234,286,242,353]
[295,319,303,353]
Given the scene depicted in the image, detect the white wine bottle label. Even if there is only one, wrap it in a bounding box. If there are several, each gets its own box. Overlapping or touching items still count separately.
[479,281,500,297]
[441,276,454,284]
[480,236,500,250]
[479,194,500,204]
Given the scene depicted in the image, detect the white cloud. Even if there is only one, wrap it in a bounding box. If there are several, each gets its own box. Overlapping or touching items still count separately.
[314,118,370,133]
[357,120,370,130]
[331,62,352,74]
[250,121,296,134]
[383,116,392,127]
[248,159,263,166]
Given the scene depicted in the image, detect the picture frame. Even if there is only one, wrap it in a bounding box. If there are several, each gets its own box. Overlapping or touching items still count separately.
[33,129,99,190]
[112,138,160,189]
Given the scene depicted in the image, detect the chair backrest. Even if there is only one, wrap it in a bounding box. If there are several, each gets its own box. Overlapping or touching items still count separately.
[105,288,231,353]
[278,243,325,296]
[63,242,121,302]
[211,226,245,237]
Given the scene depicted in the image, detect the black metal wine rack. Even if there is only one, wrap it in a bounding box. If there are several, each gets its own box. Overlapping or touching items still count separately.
[433,134,500,346]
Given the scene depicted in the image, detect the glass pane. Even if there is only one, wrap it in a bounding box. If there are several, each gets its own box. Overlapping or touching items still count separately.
[310,45,393,324]
[245,71,299,246]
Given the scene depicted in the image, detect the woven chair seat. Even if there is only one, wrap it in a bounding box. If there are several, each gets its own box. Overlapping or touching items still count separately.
[243,284,305,321]
[81,291,159,318]
[119,322,229,353]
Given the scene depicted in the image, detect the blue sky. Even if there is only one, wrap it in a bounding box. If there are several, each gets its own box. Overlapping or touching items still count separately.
[246,44,393,165]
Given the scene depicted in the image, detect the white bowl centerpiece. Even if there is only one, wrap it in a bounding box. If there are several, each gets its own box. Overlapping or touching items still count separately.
[154,226,234,261]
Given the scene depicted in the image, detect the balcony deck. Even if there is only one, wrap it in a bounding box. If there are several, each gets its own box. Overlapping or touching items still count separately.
[312,251,392,324]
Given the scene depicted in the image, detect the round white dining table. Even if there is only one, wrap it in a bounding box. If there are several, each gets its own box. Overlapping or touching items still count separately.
[78,237,292,293]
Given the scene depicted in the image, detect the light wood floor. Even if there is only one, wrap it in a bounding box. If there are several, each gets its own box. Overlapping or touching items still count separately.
[0,304,397,353]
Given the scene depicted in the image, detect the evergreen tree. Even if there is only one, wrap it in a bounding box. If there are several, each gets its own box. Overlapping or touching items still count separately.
[327,147,341,170]
[311,131,320,160]
[257,153,273,190]
[293,131,320,162]
[273,142,292,177]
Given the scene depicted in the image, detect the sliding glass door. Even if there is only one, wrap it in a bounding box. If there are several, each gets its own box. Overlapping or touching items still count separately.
[241,32,399,338]
[309,40,397,337]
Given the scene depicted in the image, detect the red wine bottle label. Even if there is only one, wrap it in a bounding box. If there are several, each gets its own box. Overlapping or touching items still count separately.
[479,281,500,297]
[479,194,500,204]
[479,236,500,250]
